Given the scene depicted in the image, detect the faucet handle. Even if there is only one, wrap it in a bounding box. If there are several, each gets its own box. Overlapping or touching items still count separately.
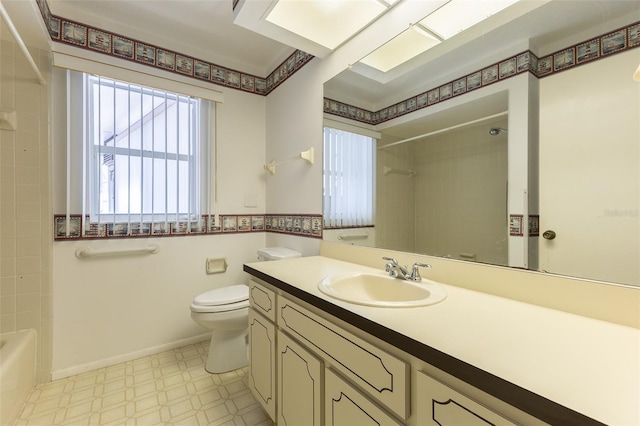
[382,256,398,265]
[409,262,432,282]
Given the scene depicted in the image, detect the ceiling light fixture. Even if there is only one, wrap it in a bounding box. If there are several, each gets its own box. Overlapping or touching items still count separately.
[359,24,441,72]
[359,0,520,73]
[265,0,389,50]
[419,0,520,40]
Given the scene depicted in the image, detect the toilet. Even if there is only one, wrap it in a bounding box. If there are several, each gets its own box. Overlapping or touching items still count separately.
[190,247,301,373]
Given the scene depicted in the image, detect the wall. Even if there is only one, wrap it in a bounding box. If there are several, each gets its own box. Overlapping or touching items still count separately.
[263,60,325,255]
[0,29,53,383]
[50,74,271,378]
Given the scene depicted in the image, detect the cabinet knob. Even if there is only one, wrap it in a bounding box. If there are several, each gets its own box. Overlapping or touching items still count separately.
[542,230,556,240]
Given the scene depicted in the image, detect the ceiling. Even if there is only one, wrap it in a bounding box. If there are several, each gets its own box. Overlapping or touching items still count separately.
[2,0,639,99]
[2,0,295,77]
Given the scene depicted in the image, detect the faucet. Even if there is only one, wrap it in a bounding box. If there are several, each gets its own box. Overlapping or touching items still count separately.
[383,257,431,282]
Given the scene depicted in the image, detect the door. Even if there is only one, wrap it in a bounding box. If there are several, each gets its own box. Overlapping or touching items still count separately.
[539,50,639,285]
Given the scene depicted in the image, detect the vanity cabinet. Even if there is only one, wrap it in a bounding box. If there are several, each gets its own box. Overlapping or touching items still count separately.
[248,277,550,426]
[277,295,409,420]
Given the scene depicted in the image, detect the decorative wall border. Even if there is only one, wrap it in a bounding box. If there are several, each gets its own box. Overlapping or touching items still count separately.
[34,0,314,96]
[324,20,640,126]
[54,214,323,241]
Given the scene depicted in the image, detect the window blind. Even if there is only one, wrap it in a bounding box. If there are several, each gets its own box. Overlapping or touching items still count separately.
[62,70,213,237]
[323,127,375,228]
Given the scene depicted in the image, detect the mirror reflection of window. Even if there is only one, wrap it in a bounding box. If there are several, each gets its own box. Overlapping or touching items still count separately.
[323,127,375,229]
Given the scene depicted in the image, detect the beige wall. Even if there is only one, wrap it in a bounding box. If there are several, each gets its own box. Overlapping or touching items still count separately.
[0,30,53,383]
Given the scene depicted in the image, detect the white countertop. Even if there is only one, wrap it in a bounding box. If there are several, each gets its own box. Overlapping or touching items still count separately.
[245,255,640,426]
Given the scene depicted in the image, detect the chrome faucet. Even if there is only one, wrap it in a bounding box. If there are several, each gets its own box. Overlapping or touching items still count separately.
[383,257,431,282]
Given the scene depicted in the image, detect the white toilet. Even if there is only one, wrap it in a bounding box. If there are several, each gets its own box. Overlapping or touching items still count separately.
[190,247,301,373]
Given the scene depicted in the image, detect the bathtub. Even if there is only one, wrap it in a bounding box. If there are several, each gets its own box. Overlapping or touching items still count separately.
[0,329,36,426]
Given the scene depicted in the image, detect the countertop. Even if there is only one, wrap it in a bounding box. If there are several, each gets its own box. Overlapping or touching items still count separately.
[244,255,640,426]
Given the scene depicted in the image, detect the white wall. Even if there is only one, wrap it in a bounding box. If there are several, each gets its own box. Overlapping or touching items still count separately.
[51,79,271,377]
[52,233,264,377]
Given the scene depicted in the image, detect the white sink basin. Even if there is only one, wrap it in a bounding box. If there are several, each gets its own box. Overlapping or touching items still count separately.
[318,272,447,308]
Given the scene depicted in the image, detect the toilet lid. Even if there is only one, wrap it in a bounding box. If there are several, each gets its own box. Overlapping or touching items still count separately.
[193,284,249,306]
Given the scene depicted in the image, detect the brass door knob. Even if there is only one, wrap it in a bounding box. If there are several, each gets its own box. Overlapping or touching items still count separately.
[543,230,556,240]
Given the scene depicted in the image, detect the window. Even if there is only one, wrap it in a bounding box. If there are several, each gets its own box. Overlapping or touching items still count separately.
[81,73,211,228]
[323,127,375,228]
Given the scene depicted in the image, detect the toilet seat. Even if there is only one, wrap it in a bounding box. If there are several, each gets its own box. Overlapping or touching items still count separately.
[190,284,249,313]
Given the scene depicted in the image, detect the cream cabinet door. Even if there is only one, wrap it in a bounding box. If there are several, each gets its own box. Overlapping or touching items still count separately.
[248,309,276,421]
[325,369,402,426]
[416,370,518,426]
[277,330,323,426]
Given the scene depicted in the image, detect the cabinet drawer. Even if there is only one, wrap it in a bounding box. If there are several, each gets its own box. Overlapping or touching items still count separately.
[325,368,402,426]
[278,296,409,420]
[416,370,518,426]
[249,279,276,322]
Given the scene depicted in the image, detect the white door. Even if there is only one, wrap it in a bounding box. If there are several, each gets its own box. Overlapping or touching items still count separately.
[539,50,639,285]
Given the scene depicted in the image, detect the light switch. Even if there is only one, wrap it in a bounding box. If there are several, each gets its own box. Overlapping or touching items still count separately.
[244,194,258,208]
[206,257,228,274]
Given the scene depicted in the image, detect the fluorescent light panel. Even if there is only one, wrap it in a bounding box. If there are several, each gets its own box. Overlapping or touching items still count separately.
[266,0,387,50]
[420,0,520,40]
[360,27,440,72]
[359,0,520,73]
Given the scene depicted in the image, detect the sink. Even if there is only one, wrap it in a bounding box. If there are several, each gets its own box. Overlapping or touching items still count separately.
[318,272,447,308]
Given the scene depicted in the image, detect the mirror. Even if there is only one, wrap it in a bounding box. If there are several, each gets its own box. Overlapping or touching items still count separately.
[322,1,640,287]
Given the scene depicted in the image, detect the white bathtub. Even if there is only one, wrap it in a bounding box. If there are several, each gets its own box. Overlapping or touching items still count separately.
[0,329,36,426]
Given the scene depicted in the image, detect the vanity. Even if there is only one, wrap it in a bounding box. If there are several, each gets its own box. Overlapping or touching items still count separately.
[244,253,639,426]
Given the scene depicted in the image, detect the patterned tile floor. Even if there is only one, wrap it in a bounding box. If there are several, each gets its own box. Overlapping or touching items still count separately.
[16,341,273,426]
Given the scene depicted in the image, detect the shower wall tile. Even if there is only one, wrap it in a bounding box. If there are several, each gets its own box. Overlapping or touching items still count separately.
[0,32,53,384]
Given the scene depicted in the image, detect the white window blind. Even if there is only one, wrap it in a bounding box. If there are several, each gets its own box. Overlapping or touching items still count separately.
[323,127,375,228]
[65,71,213,235]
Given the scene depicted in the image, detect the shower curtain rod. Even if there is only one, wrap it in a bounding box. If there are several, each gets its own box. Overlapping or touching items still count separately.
[377,111,507,150]
[0,1,47,85]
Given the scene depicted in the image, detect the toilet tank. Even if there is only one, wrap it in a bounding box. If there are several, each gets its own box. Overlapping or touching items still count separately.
[257,247,302,261]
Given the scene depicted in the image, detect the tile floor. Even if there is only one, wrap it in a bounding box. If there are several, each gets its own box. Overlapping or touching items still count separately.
[15,341,273,426]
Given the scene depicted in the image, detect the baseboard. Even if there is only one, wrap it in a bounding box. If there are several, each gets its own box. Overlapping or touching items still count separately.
[51,333,211,381]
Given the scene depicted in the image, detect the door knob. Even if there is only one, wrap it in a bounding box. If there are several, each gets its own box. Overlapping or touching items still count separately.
[542,230,556,240]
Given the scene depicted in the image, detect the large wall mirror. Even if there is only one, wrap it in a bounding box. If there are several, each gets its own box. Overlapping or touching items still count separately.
[322,0,639,287]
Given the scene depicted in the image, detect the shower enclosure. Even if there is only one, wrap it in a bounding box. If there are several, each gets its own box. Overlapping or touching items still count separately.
[376,118,509,265]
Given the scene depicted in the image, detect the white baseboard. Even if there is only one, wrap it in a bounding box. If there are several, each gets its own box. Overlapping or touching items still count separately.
[51,333,211,381]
